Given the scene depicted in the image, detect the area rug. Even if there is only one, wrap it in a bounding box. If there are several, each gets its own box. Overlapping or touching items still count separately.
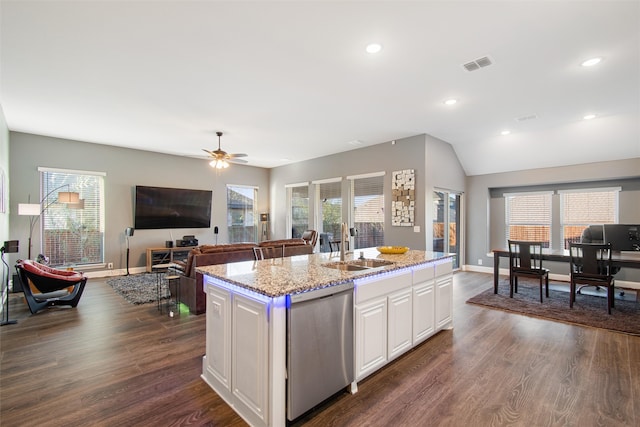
[106,273,170,305]
[466,279,640,336]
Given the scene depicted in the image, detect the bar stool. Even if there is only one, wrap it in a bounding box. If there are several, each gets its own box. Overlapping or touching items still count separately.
[152,263,175,313]
[165,274,181,317]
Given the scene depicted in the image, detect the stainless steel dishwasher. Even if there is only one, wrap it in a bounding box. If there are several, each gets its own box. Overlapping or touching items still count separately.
[287,281,354,421]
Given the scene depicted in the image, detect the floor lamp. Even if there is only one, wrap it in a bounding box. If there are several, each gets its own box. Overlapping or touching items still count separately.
[125,227,134,276]
[1,240,19,326]
[18,185,82,260]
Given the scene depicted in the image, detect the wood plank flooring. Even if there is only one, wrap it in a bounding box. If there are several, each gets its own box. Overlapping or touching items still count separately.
[1,272,638,426]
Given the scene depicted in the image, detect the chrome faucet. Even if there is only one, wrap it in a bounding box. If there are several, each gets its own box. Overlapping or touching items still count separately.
[340,223,348,262]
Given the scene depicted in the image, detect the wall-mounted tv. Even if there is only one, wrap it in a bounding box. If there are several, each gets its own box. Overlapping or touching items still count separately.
[134,185,212,230]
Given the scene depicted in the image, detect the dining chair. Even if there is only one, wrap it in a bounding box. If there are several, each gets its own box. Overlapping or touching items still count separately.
[569,242,615,314]
[508,240,549,303]
[253,245,285,260]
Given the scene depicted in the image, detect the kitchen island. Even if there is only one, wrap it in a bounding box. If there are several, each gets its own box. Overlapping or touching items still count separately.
[198,248,453,427]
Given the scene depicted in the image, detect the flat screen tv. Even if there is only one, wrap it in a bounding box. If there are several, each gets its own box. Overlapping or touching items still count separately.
[134,185,212,230]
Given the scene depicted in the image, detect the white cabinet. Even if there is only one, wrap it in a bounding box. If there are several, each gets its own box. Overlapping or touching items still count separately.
[435,261,453,329]
[205,286,232,401]
[354,259,453,384]
[203,283,271,427]
[388,289,413,360]
[232,294,269,425]
[412,282,435,344]
[355,297,388,380]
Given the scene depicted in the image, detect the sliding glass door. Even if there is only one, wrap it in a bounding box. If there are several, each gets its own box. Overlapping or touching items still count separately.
[433,190,462,269]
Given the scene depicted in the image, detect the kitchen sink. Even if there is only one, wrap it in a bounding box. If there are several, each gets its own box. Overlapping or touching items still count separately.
[322,262,370,271]
[351,259,395,268]
[322,259,395,271]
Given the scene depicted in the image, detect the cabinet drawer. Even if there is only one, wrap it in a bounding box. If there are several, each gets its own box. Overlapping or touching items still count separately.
[435,260,453,277]
[355,270,411,304]
[412,264,434,284]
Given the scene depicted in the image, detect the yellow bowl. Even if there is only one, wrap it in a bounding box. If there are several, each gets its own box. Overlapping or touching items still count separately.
[376,246,409,254]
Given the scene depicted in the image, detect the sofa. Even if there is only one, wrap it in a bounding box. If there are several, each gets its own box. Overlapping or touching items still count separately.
[175,237,315,314]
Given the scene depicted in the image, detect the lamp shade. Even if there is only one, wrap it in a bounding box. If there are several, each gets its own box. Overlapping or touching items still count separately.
[260,213,269,222]
[58,191,80,203]
[18,203,41,216]
[68,199,85,209]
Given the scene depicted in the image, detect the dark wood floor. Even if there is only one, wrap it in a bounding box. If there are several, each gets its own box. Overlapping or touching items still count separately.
[1,272,638,426]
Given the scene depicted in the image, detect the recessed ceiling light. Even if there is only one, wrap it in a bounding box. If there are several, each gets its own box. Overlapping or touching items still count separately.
[443,99,457,106]
[501,130,511,136]
[581,57,602,67]
[583,114,596,120]
[365,43,382,54]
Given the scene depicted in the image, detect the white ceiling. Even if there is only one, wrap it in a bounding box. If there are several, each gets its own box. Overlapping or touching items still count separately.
[1,1,639,176]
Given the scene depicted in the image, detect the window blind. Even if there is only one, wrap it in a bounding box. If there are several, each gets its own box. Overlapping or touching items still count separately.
[227,185,258,243]
[40,169,105,266]
[560,188,618,248]
[351,175,384,249]
[291,185,309,238]
[505,192,552,247]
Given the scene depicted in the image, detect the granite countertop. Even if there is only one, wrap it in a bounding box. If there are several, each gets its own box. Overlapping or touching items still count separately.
[197,247,452,298]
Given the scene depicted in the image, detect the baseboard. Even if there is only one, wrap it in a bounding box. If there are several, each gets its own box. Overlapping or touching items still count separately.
[462,264,639,290]
[84,266,147,279]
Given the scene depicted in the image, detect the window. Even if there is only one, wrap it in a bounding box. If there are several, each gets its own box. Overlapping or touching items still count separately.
[505,192,552,248]
[40,168,105,267]
[433,190,462,269]
[227,185,258,243]
[350,173,384,250]
[288,184,309,238]
[316,179,342,252]
[560,188,619,248]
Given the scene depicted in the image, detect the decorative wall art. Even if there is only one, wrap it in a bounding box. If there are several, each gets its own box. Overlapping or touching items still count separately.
[392,169,415,226]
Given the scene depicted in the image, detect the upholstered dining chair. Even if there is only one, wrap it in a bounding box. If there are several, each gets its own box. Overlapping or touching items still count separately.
[508,240,550,303]
[569,242,615,314]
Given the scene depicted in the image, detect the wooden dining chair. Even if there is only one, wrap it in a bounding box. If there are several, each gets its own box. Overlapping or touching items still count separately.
[569,243,615,314]
[508,240,549,303]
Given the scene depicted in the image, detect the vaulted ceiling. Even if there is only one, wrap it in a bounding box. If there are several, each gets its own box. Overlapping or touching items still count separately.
[1,1,638,176]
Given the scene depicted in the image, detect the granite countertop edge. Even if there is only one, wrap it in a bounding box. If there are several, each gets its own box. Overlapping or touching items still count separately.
[197,249,453,298]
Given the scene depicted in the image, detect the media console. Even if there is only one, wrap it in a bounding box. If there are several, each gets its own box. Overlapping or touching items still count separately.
[146,246,196,273]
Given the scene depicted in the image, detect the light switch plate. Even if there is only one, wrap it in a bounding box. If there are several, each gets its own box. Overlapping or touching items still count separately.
[413,226,420,233]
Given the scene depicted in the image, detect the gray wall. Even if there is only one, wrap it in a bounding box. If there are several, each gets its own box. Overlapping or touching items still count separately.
[8,132,270,272]
[269,134,466,251]
[0,107,9,260]
[466,158,640,280]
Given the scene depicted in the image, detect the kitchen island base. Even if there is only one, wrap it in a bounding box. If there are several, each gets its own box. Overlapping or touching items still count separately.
[199,250,453,427]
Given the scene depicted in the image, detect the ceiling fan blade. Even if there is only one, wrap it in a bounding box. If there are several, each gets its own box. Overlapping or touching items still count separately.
[202,148,215,156]
[228,153,248,158]
[229,158,248,164]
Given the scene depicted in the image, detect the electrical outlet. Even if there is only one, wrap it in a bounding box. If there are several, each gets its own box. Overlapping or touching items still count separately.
[478,259,483,265]
[107,262,114,269]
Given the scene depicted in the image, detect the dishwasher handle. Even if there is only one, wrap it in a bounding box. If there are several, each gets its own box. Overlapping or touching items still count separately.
[288,281,354,304]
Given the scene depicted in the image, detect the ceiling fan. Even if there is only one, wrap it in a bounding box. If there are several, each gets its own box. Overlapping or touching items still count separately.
[202,131,248,169]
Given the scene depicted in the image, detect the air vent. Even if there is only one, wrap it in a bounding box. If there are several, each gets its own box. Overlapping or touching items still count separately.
[515,114,538,122]
[462,56,493,72]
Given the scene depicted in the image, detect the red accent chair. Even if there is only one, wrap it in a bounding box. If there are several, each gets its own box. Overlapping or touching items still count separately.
[15,259,87,314]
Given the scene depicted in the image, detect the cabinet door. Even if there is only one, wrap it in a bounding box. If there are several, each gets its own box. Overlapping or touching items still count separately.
[232,294,269,425]
[355,298,388,380]
[413,282,435,344]
[388,289,413,361]
[435,275,453,330]
[205,285,232,399]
